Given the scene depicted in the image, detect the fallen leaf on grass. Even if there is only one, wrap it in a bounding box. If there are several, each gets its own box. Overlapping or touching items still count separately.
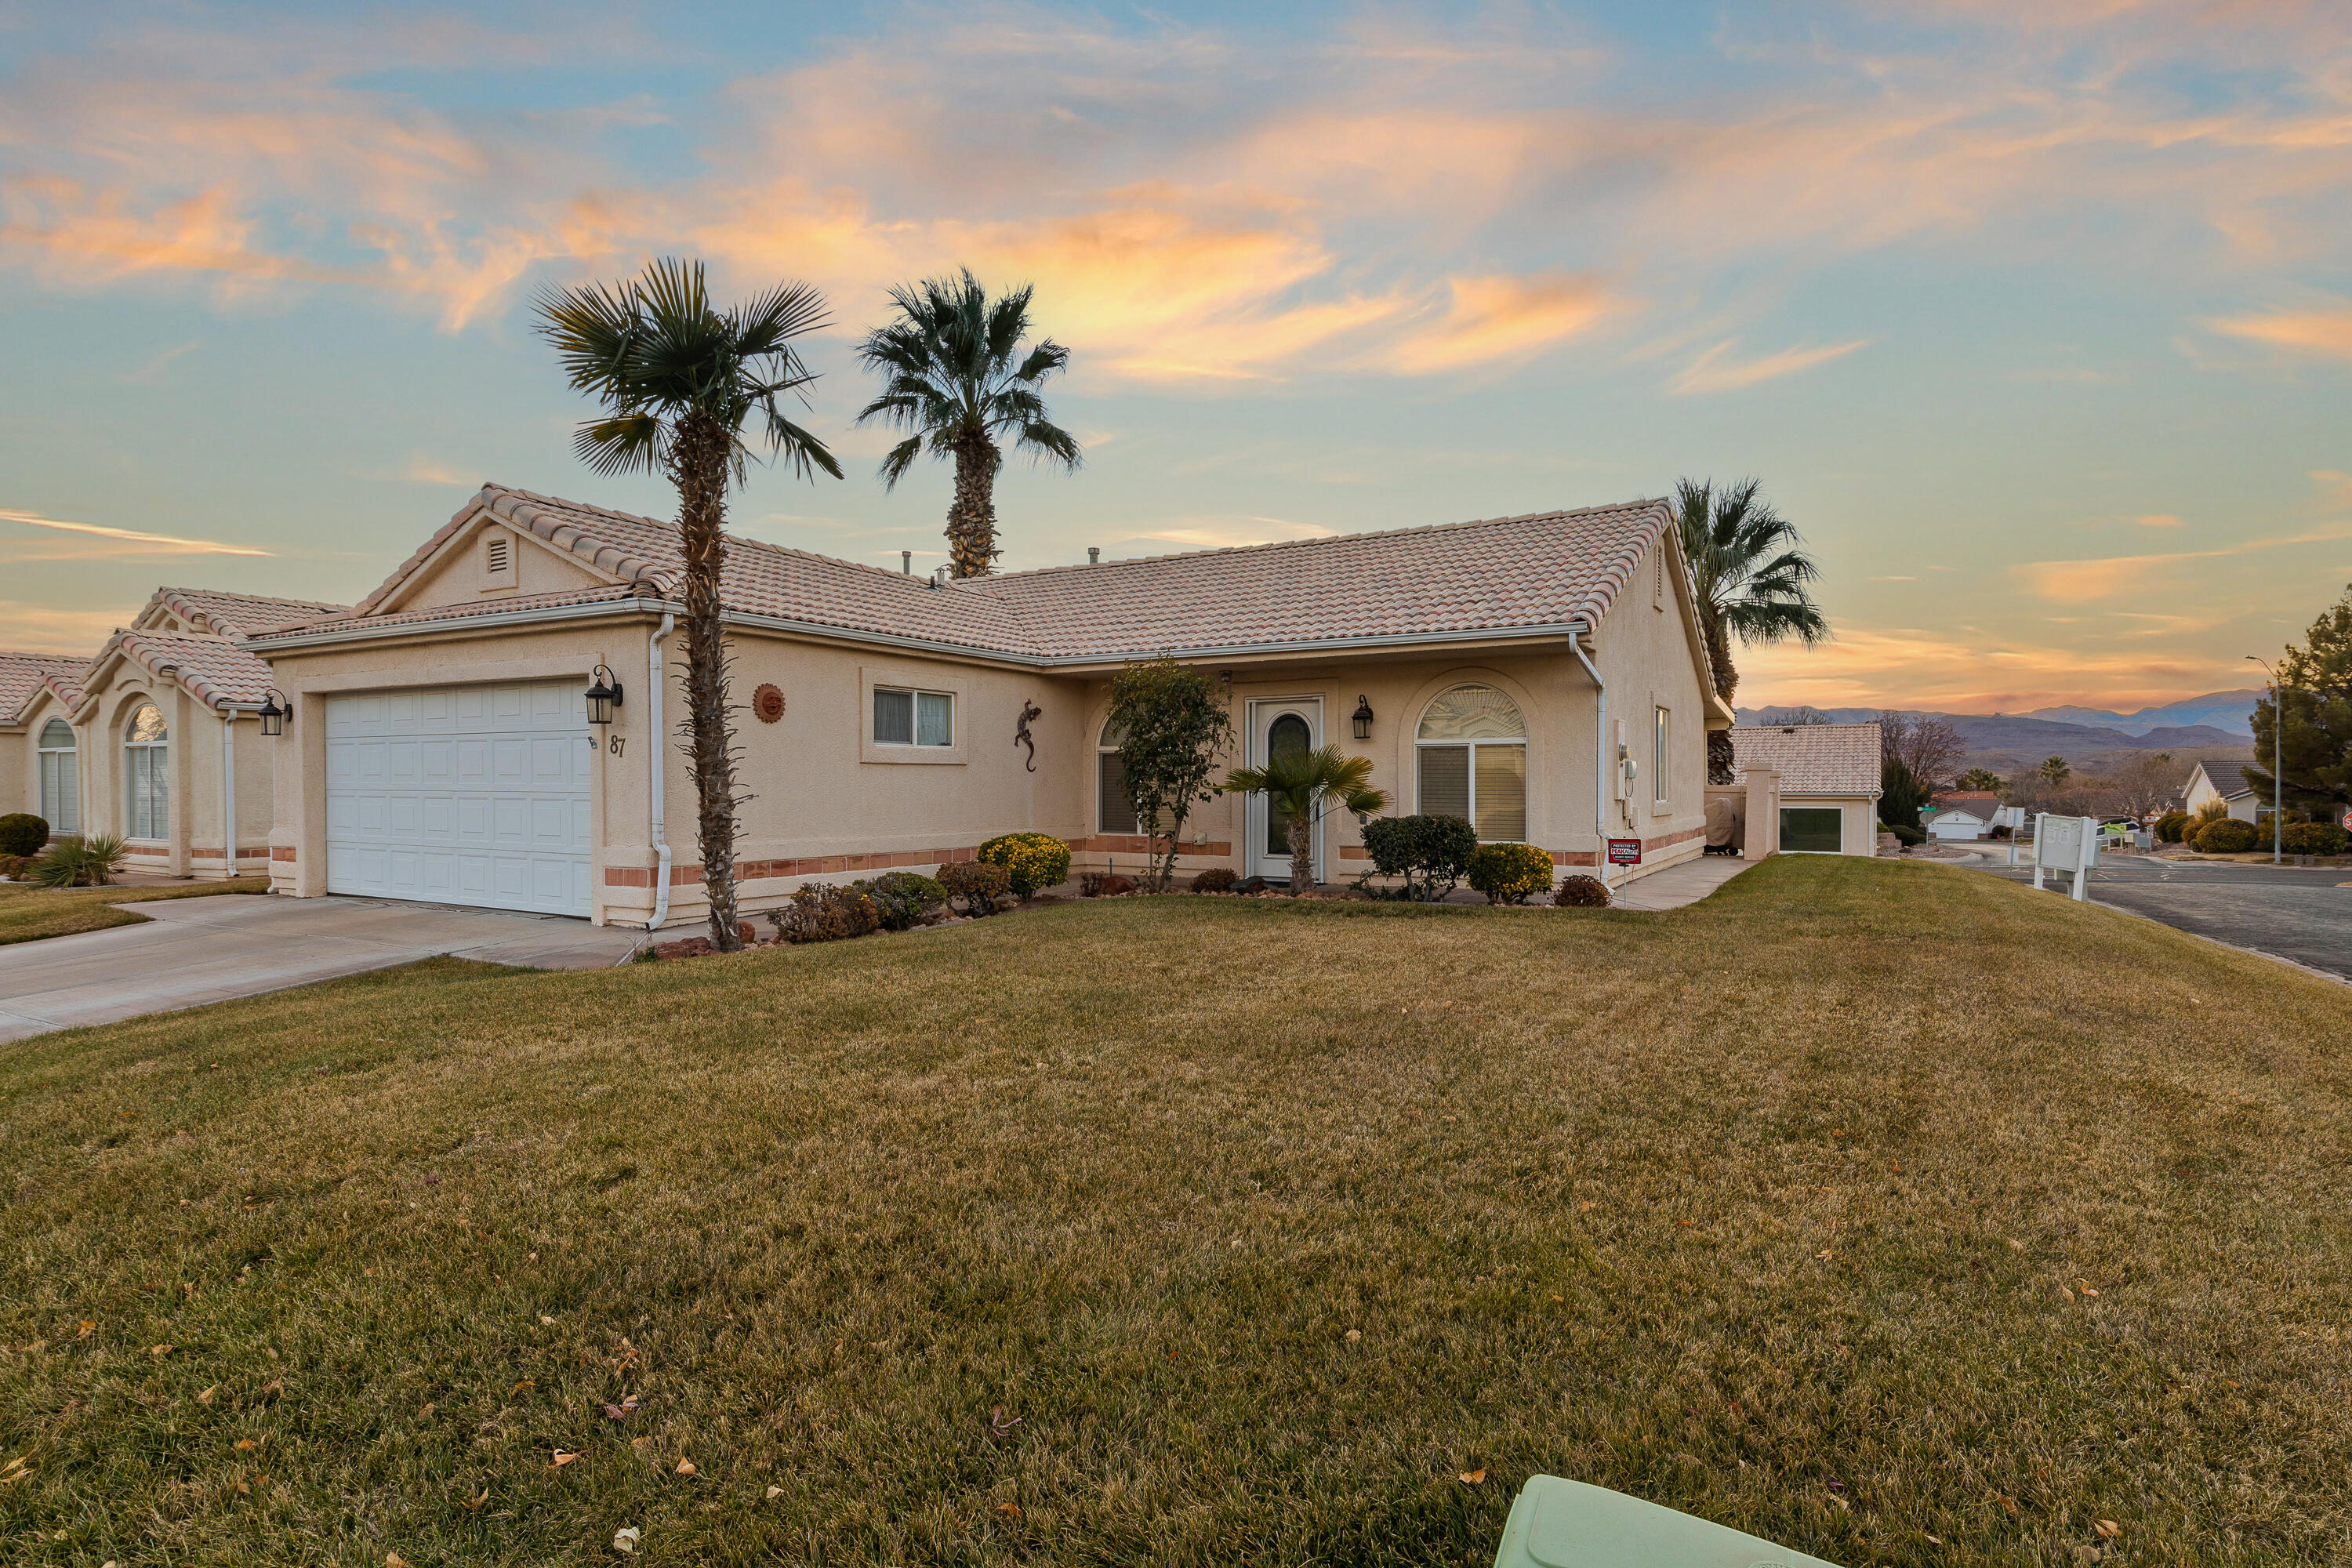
[1992,1492,2019,1515]
[234,1438,259,1452]
[2078,1280,2100,1298]
[418,1403,434,1417]
[766,1485,784,1500]
[466,1489,488,1512]
[510,1381,535,1396]
[2096,1520,2121,1538]
[1460,1469,1486,1485]
[989,1407,1022,1439]
[150,1344,172,1357]
[1816,1250,1834,1261]
[551,1450,579,1468]
[674,1458,696,1476]
[196,1386,217,1405]
[604,1396,639,1419]
[631,1436,651,1450]
[1345,1329,1362,1343]
[387,1555,407,1568]
[996,1501,1022,1517]
[1827,1494,1849,1512]
[1926,1533,1944,1545]
[612,1525,641,1554]
[77,1321,95,1340]
[539,1315,557,1326]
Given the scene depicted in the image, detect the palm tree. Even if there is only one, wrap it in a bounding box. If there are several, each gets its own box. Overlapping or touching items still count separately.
[537,258,842,952]
[1221,745,1387,895]
[1675,478,1831,786]
[854,269,1081,577]
[2038,755,2072,786]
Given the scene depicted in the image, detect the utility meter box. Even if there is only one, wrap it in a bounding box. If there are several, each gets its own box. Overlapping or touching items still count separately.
[1491,1475,1842,1568]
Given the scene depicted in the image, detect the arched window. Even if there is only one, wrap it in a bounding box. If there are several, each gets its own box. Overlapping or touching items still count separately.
[1416,684,1526,841]
[1098,719,1137,833]
[125,703,169,840]
[38,718,78,834]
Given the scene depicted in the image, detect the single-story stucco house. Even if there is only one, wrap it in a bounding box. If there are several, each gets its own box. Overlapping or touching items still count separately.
[2183,757,2262,823]
[2,652,93,829]
[8,589,349,877]
[1925,790,2017,841]
[241,483,1736,927]
[1725,722,1884,855]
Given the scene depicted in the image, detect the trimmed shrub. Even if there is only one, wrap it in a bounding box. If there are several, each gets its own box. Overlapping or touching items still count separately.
[1884,822,1925,847]
[32,833,125,888]
[938,860,1013,916]
[1359,814,1476,902]
[852,871,948,931]
[2194,817,2260,855]
[2153,811,2190,844]
[977,833,1073,898]
[1467,842,1555,905]
[1189,866,1240,894]
[0,813,48,858]
[1079,871,1134,897]
[770,884,880,944]
[2281,821,2351,856]
[1552,874,1610,908]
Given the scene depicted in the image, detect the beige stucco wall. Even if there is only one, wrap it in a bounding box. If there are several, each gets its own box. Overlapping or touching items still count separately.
[1776,794,1878,856]
[383,517,612,612]
[0,727,25,822]
[38,662,270,879]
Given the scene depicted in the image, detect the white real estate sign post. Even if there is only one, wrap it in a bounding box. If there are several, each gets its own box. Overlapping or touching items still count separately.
[2032,813,2100,902]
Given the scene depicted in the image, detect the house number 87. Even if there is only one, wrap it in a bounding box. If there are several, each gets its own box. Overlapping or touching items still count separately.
[607,736,626,757]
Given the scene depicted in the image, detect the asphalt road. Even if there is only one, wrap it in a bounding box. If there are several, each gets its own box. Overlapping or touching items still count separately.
[1963,853,2352,982]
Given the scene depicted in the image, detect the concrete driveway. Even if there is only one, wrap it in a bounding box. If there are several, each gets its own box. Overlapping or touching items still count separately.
[0,894,645,1044]
[1962,852,2352,983]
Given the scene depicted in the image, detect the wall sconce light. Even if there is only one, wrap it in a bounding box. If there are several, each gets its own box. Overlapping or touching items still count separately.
[259,688,291,737]
[585,663,624,726]
[1351,694,1374,741]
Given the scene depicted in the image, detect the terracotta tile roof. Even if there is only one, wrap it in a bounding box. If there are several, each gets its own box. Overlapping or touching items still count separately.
[99,630,280,709]
[1929,791,2003,821]
[286,584,644,637]
[142,586,350,637]
[0,652,91,723]
[1729,722,1883,796]
[282,483,1680,662]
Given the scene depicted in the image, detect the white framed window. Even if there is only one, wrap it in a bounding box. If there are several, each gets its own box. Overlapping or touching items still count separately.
[1653,706,1670,805]
[1415,684,1526,841]
[874,687,953,748]
[1098,718,1138,833]
[38,717,78,834]
[125,702,169,840]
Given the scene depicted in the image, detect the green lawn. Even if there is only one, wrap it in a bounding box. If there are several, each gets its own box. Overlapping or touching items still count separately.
[0,876,270,945]
[2,858,2347,1566]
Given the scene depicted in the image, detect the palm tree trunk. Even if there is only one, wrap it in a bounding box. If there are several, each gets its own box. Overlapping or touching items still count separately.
[1287,814,1314,895]
[673,408,745,952]
[1703,604,1739,703]
[946,433,1001,579]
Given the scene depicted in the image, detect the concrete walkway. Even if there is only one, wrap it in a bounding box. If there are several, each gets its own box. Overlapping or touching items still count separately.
[1607,853,1759,910]
[0,895,645,1044]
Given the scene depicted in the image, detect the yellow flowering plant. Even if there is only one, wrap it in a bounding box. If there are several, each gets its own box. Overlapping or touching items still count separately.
[976,833,1073,898]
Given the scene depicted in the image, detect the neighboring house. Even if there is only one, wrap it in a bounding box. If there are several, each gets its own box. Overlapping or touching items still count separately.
[1925,791,2012,841]
[247,483,1735,927]
[2183,757,2261,822]
[0,652,93,829]
[20,589,350,878]
[1725,723,1884,855]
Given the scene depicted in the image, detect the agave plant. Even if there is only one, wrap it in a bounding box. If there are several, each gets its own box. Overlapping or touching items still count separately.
[34,833,126,888]
[1222,746,1387,895]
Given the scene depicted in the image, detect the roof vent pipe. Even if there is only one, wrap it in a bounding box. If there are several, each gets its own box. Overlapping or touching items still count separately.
[901,550,912,575]
[1087,547,1100,564]
[932,564,950,588]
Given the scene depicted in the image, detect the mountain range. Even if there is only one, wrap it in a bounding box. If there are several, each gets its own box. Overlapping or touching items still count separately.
[1735,690,2258,771]
[2021,690,2259,736]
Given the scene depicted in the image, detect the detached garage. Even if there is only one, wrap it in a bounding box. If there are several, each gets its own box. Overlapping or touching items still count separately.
[1726,722,1884,857]
[325,681,593,915]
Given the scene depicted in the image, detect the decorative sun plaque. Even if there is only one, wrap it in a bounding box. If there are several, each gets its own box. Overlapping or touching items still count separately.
[752,684,786,724]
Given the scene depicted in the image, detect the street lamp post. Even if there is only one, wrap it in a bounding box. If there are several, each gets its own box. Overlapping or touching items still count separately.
[2244,655,2324,866]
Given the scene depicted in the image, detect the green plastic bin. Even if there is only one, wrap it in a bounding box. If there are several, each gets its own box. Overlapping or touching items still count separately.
[1493,1475,1842,1568]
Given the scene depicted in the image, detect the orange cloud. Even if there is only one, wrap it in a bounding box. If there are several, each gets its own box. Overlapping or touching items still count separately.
[1381,272,1624,375]
[1671,338,1871,394]
[2015,524,2352,601]
[2206,304,2352,361]
[1737,622,2254,713]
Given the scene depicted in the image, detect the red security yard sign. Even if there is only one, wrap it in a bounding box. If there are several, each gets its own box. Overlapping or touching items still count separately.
[1607,838,1642,866]
[2343,808,2352,833]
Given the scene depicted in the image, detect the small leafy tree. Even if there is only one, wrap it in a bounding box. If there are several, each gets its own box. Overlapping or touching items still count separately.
[1359,813,1476,902]
[1107,657,1236,892]
[1222,746,1387,895]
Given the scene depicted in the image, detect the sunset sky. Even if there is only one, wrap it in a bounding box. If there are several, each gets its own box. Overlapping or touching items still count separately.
[3,0,2348,711]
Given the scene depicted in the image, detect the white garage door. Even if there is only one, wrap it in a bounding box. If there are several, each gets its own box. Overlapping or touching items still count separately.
[326,681,593,916]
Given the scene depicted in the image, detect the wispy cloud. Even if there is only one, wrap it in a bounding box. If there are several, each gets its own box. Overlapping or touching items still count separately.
[0,508,270,556]
[1670,338,1871,395]
[2205,303,2352,362]
[2014,524,2352,601]
[0,599,140,653]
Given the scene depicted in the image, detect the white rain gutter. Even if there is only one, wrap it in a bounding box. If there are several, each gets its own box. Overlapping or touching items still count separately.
[648,611,675,931]
[219,703,235,877]
[1569,629,1611,897]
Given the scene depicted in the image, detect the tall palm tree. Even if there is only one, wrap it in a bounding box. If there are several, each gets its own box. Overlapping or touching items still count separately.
[1222,745,1387,896]
[854,269,1081,577]
[537,258,842,952]
[1675,477,1831,705]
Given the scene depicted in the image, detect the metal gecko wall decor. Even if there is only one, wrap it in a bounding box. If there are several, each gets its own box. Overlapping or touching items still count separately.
[1014,699,1044,771]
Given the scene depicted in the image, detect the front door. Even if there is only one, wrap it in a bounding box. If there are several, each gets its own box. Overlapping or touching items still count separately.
[1245,698,1322,884]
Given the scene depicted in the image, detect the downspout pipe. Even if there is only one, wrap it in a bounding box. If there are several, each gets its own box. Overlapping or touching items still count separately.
[648,611,676,931]
[1569,627,1610,896]
[219,702,236,880]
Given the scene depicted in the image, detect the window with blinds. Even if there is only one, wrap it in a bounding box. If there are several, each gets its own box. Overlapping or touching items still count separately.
[1416,684,1526,840]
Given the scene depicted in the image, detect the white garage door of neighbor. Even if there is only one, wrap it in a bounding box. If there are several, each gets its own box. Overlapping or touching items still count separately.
[326,681,593,916]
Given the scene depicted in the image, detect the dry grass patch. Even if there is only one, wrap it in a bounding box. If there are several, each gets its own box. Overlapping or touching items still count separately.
[0,876,270,946]
[1,857,2347,1566]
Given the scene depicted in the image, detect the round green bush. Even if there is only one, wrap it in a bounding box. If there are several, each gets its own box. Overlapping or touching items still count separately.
[0,813,49,858]
[851,870,949,931]
[1189,866,1240,893]
[1360,813,1477,901]
[1883,822,1925,847]
[976,833,1073,898]
[2194,817,2260,855]
[2281,821,2350,856]
[938,859,1014,916]
[2153,811,2190,844]
[1466,842,1555,905]
[1552,874,1610,908]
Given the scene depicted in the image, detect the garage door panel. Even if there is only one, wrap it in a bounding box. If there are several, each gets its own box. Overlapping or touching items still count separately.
[328,680,590,916]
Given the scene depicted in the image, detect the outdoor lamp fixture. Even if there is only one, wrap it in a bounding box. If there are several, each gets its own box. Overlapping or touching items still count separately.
[585,663,624,727]
[1352,694,1374,741]
[258,688,291,738]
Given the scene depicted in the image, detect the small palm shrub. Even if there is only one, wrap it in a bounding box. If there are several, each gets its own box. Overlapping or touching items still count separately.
[2194,818,2260,855]
[2153,811,2190,844]
[0,813,47,857]
[33,833,127,888]
[2281,822,2350,856]
[852,871,949,931]
[1552,874,1610,908]
[938,860,1013,916]
[770,883,881,944]
[1467,842,1554,905]
[977,833,1072,898]
[1359,814,1477,901]
[1189,866,1240,894]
